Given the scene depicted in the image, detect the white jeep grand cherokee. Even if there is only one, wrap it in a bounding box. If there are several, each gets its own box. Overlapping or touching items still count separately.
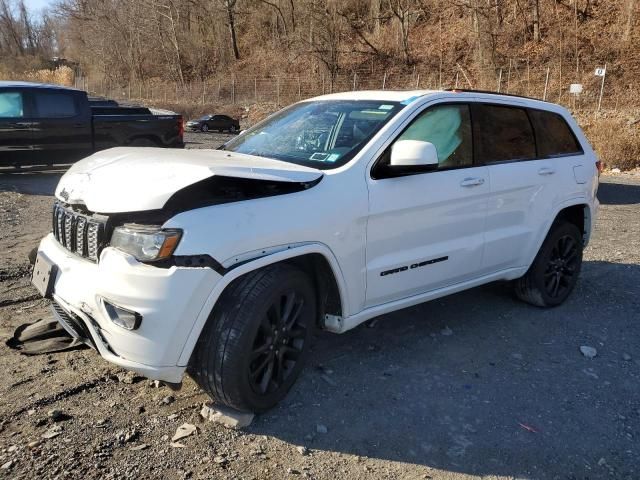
[32,90,599,412]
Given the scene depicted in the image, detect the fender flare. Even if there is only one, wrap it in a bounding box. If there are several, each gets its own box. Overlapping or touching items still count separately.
[176,242,349,366]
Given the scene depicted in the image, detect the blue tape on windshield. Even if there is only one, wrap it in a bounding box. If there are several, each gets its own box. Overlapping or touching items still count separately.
[400,96,420,105]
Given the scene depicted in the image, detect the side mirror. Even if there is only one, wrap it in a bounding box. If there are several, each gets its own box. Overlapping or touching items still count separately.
[390,140,438,167]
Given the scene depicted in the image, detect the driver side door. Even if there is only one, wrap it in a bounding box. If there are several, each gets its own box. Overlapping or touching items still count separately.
[365,103,489,307]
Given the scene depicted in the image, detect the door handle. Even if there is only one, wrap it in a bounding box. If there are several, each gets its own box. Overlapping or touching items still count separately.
[538,167,556,176]
[460,177,485,187]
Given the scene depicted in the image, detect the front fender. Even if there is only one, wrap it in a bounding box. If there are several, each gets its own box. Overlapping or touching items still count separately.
[176,242,348,366]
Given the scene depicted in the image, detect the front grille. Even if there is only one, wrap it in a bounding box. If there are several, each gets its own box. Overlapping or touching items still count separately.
[52,203,106,261]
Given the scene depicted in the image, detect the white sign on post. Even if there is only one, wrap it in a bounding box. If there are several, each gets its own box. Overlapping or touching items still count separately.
[569,84,583,94]
[595,67,606,77]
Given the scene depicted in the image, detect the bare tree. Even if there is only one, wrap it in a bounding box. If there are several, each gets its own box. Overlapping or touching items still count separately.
[387,0,415,65]
[220,0,240,60]
[532,0,540,42]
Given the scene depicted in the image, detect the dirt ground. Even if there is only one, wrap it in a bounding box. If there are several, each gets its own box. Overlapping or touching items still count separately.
[0,134,639,480]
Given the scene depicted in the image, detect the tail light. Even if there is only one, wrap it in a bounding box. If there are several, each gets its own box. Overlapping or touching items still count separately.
[595,160,603,175]
[177,116,184,138]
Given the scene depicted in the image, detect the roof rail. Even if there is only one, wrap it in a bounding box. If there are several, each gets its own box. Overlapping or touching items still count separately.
[444,88,548,102]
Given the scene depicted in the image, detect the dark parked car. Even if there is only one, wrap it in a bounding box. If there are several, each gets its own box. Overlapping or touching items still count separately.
[0,81,184,168]
[186,114,239,133]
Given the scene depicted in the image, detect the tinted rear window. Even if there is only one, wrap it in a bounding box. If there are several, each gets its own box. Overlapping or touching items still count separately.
[34,92,78,118]
[529,109,582,157]
[475,105,536,163]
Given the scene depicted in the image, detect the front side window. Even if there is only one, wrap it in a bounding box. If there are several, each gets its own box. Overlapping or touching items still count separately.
[34,92,78,118]
[395,104,473,169]
[529,109,582,157]
[222,100,404,169]
[0,92,24,118]
[475,105,536,163]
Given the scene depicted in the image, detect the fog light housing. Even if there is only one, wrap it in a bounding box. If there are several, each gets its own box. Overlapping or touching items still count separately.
[102,299,142,331]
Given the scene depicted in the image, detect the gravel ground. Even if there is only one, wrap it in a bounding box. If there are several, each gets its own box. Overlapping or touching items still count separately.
[0,142,639,479]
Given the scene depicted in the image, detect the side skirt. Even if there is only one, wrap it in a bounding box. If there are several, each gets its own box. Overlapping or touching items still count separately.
[326,267,527,334]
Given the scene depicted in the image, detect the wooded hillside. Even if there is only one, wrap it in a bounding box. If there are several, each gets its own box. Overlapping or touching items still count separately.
[2,1,638,97]
[1,0,639,167]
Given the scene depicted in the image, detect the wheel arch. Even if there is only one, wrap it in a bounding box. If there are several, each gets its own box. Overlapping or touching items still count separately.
[525,200,592,270]
[176,243,348,366]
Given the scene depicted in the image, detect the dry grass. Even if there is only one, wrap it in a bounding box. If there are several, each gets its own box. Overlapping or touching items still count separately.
[0,66,75,86]
[579,111,640,170]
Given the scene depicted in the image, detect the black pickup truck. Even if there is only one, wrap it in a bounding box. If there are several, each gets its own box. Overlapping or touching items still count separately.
[0,81,184,167]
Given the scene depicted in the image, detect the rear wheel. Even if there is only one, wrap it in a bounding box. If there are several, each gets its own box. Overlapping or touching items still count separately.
[189,264,315,412]
[229,125,238,134]
[515,221,583,307]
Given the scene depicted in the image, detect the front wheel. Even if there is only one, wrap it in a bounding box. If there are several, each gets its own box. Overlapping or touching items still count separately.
[515,221,583,307]
[201,124,209,132]
[229,125,238,134]
[189,264,316,412]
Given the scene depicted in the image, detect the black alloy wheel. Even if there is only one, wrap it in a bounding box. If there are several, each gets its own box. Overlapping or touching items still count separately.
[189,264,315,412]
[543,234,579,299]
[515,221,583,307]
[249,291,307,395]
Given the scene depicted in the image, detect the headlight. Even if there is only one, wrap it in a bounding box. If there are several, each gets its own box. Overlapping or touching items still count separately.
[110,226,182,262]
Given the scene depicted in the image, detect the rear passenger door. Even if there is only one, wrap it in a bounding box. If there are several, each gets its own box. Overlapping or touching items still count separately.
[474,103,562,273]
[0,89,34,166]
[31,89,92,164]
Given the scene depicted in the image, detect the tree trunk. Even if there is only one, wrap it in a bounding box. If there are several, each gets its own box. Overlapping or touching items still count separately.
[532,0,541,42]
[226,0,240,60]
[623,0,635,41]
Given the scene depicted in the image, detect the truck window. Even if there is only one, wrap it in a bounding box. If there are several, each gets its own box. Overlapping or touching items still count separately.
[528,109,583,158]
[475,105,536,163]
[33,91,78,118]
[0,92,24,118]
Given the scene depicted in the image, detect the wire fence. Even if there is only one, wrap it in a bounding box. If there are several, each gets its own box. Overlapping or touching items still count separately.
[76,59,639,113]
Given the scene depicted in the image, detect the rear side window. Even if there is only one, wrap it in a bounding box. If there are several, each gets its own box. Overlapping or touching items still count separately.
[475,105,536,163]
[529,109,583,157]
[33,92,78,118]
[0,92,24,118]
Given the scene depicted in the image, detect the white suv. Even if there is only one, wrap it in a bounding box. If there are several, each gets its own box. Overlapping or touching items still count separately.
[32,90,599,412]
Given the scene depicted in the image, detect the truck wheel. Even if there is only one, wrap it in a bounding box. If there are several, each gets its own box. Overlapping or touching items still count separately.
[201,124,209,132]
[189,264,315,412]
[515,221,583,307]
[229,125,238,134]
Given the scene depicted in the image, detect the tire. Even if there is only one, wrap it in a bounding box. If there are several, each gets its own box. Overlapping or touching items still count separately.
[129,137,157,147]
[201,124,209,132]
[229,125,238,134]
[189,264,316,412]
[515,221,583,307]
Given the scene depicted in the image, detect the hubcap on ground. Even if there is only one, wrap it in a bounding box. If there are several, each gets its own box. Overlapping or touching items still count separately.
[544,234,579,298]
[249,291,306,394]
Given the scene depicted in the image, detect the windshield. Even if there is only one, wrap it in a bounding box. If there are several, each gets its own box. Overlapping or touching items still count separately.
[198,115,211,121]
[222,100,404,169]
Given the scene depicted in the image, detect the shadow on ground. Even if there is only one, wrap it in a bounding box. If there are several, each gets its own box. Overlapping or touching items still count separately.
[0,171,64,196]
[598,178,640,205]
[252,260,640,479]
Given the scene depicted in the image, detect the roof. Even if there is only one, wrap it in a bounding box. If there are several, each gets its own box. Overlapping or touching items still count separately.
[0,81,80,91]
[307,90,438,103]
[306,88,562,112]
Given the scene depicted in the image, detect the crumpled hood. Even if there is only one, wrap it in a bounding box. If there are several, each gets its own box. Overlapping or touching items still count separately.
[55,147,323,213]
